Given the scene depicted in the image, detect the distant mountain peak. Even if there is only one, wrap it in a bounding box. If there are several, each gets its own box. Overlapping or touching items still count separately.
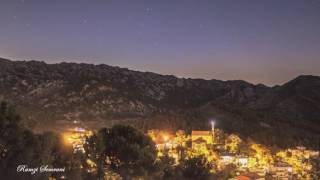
[292,75,320,82]
[282,75,320,89]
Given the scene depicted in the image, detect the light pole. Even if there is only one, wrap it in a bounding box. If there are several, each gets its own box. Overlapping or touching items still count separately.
[211,120,215,142]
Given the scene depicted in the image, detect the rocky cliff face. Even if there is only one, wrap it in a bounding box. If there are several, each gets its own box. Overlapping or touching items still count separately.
[0,58,319,148]
[0,58,265,122]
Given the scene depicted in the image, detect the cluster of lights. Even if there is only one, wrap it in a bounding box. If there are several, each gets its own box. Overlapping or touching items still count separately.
[147,120,318,179]
[62,127,93,153]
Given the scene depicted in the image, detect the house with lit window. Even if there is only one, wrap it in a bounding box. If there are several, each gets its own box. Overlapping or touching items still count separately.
[270,162,292,179]
[191,130,213,148]
[237,156,249,168]
[220,152,235,164]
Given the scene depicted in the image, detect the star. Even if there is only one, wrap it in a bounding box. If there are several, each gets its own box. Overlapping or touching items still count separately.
[146,7,153,12]
[82,19,88,24]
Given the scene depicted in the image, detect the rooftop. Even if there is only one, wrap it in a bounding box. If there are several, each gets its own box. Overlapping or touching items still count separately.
[191,131,211,136]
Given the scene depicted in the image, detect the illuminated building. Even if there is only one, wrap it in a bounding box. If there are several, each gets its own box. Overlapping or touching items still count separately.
[191,131,213,148]
[191,138,211,157]
[276,147,316,176]
[269,162,292,179]
[237,156,249,168]
[146,128,319,179]
[220,152,235,164]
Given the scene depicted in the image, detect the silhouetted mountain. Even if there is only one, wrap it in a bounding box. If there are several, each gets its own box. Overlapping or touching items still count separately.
[0,58,319,149]
[269,75,320,121]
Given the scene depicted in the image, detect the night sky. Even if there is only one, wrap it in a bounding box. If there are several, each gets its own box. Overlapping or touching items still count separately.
[1,0,320,85]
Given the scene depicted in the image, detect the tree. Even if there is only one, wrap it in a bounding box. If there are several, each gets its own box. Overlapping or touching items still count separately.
[84,128,108,180]
[0,102,81,180]
[310,158,320,179]
[85,125,157,179]
[157,155,176,180]
[179,155,212,180]
[214,164,237,179]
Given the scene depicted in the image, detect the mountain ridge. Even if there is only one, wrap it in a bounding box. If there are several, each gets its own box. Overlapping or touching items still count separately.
[0,58,319,149]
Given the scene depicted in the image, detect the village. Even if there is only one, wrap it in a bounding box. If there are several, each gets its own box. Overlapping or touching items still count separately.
[63,121,319,180]
[147,121,319,179]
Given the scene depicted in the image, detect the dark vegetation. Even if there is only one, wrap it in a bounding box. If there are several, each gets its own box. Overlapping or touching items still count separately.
[85,125,157,179]
[0,102,82,179]
[0,102,217,179]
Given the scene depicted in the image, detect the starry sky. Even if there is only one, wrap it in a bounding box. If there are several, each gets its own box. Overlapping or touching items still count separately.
[0,0,320,86]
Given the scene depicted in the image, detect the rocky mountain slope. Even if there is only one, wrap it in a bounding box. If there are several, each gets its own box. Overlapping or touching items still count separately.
[0,58,319,148]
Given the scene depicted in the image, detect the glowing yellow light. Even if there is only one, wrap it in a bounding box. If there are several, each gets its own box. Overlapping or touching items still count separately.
[163,135,169,141]
[86,159,97,168]
[62,133,73,146]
